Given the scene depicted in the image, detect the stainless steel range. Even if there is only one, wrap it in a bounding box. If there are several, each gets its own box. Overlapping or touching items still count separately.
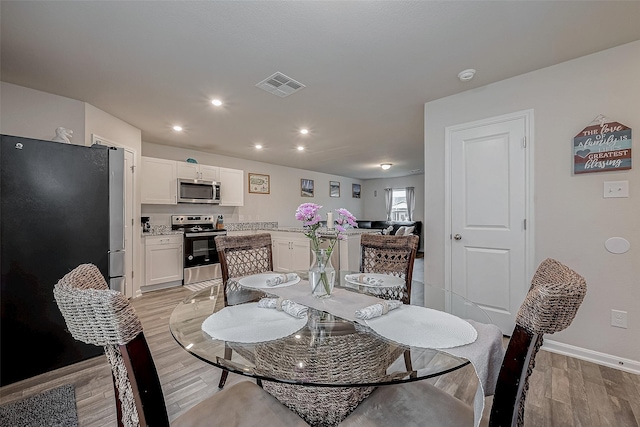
[171,215,227,285]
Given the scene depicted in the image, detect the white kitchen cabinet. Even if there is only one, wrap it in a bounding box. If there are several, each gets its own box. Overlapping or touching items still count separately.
[219,167,244,206]
[144,235,183,287]
[271,232,310,272]
[177,161,219,181]
[340,233,363,272]
[141,157,177,204]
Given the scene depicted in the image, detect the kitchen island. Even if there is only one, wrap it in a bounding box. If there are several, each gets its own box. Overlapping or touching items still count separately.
[225,223,379,272]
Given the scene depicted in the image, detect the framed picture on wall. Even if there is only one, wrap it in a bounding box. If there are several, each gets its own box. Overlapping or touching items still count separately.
[248,173,270,194]
[301,179,314,197]
[352,183,361,198]
[330,181,340,198]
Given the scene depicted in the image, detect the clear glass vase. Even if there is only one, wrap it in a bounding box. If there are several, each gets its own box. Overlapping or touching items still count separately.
[309,248,335,298]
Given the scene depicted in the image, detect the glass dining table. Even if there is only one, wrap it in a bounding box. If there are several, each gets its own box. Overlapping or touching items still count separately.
[169,272,494,426]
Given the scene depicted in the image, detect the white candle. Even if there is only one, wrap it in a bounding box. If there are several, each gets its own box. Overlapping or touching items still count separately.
[327,212,334,229]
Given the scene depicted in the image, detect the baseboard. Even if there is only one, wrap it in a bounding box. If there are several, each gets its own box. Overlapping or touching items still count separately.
[140,280,182,294]
[542,339,640,375]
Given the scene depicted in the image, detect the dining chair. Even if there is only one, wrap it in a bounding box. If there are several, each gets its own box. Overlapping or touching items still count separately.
[53,263,307,427]
[360,233,419,305]
[340,257,587,427]
[360,233,419,377]
[214,232,273,389]
[215,233,274,305]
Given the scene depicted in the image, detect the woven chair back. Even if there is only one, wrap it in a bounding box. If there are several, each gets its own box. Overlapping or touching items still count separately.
[490,258,586,427]
[215,233,273,305]
[360,233,419,304]
[53,263,168,427]
[516,258,587,335]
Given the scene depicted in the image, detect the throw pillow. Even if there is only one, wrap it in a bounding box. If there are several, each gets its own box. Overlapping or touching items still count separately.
[395,226,407,236]
[404,226,415,235]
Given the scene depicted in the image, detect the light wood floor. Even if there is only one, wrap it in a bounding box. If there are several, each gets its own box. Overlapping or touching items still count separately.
[1,279,639,426]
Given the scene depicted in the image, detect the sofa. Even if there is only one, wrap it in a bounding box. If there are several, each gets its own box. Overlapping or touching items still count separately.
[355,220,422,250]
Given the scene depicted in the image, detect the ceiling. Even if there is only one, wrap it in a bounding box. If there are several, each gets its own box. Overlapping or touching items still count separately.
[2,1,640,180]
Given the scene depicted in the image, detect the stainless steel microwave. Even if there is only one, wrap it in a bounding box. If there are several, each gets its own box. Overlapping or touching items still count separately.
[177,179,221,204]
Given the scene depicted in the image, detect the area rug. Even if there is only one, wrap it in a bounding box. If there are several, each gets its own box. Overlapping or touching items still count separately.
[0,384,77,427]
[184,278,222,292]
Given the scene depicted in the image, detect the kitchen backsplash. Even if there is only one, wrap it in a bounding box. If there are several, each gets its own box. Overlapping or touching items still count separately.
[225,222,278,231]
[143,222,279,234]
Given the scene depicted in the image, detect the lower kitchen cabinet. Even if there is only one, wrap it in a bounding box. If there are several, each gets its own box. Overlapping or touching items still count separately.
[144,234,183,288]
[271,232,310,272]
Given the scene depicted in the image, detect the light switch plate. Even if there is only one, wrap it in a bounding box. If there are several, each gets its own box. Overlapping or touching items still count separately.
[604,181,629,198]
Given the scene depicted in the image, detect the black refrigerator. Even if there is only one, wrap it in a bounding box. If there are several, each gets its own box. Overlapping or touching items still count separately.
[1,134,125,386]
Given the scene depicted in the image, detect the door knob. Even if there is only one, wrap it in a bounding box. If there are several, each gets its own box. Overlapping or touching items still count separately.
[453,234,462,241]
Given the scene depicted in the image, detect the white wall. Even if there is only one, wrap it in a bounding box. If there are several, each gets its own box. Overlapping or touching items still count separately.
[1,82,85,143]
[84,103,141,152]
[424,41,640,365]
[142,143,365,227]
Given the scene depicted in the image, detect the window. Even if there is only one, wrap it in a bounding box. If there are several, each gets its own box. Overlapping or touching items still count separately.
[391,189,408,221]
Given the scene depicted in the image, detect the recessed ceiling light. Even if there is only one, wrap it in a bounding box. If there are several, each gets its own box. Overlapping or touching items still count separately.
[300,128,309,135]
[173,125,183,132]
[297,146,305,151]
[211,99,223,106]
[380,163,392,170]
[458,69,476,82]
[255,144,263,149]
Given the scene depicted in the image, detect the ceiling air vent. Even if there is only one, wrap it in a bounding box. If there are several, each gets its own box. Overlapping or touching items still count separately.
[256,72,306,98]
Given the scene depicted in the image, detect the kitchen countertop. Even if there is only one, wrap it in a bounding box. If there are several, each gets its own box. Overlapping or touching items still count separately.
[140,222,379,237]
[142,225,183,237]
[264,226,379,236]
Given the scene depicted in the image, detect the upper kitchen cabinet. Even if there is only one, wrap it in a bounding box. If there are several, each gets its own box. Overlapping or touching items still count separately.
[141,157,177,204]
[176,161,219,181]
[219,167,244,206]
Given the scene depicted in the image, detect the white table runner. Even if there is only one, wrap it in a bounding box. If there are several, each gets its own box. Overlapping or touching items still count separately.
[266,281,386,323]
[444,320,505,427]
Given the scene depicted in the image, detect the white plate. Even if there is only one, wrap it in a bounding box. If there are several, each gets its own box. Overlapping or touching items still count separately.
[202,303,307,343]
[237,272,301,289]
[344,273,404,288]
[365,305,477,349]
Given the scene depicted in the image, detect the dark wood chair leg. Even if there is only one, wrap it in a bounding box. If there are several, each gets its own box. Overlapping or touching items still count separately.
[403,349,416,379]
[218,370,229,389]
[218,344,233,389]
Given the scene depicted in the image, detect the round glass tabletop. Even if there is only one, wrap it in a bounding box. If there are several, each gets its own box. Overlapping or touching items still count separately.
[169,273,493,387]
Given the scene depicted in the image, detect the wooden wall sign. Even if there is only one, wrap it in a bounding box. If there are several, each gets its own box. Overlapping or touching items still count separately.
[574,115,632,174]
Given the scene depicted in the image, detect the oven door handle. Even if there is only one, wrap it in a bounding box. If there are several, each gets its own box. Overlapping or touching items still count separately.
[185,231,226,238]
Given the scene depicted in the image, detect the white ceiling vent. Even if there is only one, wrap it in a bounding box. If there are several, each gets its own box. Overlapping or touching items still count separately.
[256,72,305,98]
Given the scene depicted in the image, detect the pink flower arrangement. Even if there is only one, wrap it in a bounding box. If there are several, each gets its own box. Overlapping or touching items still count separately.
[295,203,357,254]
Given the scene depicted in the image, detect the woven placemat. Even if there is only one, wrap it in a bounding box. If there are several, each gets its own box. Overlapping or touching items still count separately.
[0,384,77,427]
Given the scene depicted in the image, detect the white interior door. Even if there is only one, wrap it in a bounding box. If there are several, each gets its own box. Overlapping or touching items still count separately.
[446,111,533,334]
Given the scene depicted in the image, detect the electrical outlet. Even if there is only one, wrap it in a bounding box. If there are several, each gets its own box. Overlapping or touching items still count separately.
[611,310,628,328]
